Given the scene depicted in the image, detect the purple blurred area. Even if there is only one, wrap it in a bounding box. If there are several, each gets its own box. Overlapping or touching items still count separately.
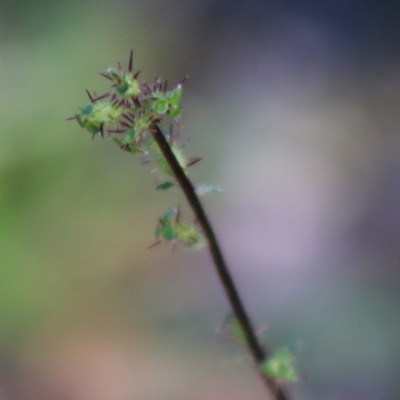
[0,0,399,399]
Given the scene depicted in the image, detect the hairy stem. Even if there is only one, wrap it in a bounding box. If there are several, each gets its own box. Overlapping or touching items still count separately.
[150,124,290,400]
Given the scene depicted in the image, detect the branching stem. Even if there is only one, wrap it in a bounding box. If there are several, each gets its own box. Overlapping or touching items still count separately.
[150,124,290,400]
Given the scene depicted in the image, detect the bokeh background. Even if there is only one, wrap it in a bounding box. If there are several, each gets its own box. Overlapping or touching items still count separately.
[1,1,400,399]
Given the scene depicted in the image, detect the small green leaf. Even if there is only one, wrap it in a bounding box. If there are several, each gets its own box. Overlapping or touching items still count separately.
[171,145,188,170]
[75,114,86,128]
[175,223,204,250]
[261,348,298,382]
[168,85,182,105]
[161,224,176,241]
[85,122,101,134]
[168,105,181,118]
[81,103,94,117]
[115,80,129,95]
[220,314,246,344]
[155,209,177,242]
[112,137,125,146]
[152,99,169,114]
[125,128,137,142]
[75,100,124,135]
[155,182,176,191]
[163,208,176,222]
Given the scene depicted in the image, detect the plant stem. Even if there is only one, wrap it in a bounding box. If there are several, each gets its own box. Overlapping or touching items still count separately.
[150,124,290,400]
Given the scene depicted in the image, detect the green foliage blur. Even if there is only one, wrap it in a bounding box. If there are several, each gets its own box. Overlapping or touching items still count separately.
[0,2,188,395]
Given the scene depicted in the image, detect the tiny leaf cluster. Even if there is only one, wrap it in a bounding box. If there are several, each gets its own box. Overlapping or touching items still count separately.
[261,348,298,383]
[220,314,298,384]
[70,51,204,249]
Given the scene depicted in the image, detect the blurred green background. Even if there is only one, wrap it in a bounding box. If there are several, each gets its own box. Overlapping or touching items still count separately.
[1,1,400,399]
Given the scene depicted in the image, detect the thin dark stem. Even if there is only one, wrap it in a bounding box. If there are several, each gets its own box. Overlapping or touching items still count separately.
[150,124,290,400]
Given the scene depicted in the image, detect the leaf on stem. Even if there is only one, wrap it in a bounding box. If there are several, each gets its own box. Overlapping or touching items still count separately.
[155,182,177,191]
[219,313,246,344]
[260,348,298,383]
